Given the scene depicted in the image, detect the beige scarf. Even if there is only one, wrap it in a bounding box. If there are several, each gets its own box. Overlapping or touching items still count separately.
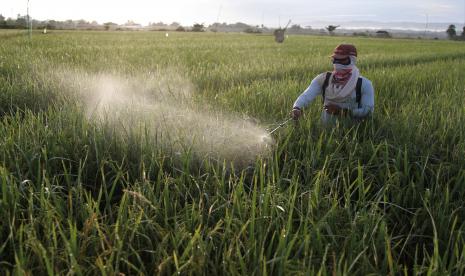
[325,67,360,103]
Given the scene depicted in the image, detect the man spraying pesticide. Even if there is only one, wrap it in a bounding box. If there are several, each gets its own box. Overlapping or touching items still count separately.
[291,44,374,125]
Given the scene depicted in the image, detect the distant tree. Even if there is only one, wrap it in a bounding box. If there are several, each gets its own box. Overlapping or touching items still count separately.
[6,17,16,28]
[244,27,261,34]
[46,20,57,30]
[65,19,75,29]
[103,22,117,31]
[76,19,91,29]
[191,23,205,32]
[376,30,391,38]
[461,26,465,38]
[446,24,456,39]
[0,14,6,28]
[15,14,27,28]
[208,22,228,32]
[176,26,186,32]
[289,24,303,33]
[353,32,369,37]
[151,21,167,27]
[326,25,339,35]
[231,22,250,29]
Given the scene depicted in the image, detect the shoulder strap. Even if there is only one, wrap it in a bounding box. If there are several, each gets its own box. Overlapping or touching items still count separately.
[356,77,363,108]
[322,72,332,103]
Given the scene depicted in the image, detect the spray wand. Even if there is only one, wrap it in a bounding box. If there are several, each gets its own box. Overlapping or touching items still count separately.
[268,117,293,135]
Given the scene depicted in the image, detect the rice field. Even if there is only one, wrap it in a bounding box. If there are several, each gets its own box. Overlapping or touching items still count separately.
[1,29,465,275]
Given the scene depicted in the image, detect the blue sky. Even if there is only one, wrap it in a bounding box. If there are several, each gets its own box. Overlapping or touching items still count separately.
[2,0,464,26]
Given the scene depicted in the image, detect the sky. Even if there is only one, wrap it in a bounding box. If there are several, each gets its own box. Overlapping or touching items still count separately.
[2,0,465,27]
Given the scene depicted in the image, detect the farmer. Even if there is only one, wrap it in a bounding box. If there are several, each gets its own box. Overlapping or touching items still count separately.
[291,44,374,124]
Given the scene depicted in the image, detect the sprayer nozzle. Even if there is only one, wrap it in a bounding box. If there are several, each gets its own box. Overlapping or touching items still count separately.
[260,134,273,144]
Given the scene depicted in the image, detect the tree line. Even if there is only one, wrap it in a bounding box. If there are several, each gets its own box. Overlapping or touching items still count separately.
[3,13,462,40]
[0,14,107,30]
[0,14,299,33]
[446,25,465,40]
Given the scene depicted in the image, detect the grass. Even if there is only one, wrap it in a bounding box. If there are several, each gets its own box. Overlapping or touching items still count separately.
[1,30,465,274]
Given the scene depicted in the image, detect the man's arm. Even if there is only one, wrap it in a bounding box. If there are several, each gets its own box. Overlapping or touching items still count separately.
[351,78,374,118]
[293,74,325,109]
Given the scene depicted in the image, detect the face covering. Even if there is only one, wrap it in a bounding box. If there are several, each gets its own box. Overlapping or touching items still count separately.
[332,56,356,86]
[324,56,360,103]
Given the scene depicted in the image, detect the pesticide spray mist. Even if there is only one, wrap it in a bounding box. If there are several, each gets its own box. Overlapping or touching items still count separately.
[53,68,273,168]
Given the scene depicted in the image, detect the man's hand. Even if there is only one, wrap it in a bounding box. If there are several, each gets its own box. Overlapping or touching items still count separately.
[290,107,302,120]
[324,104,351,116]
[324,104,341,115]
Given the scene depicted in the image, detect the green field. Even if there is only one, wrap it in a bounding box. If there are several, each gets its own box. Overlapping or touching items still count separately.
[1,30,465,275]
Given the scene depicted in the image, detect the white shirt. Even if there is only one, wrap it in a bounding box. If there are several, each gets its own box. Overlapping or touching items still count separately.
[293,72,375,121]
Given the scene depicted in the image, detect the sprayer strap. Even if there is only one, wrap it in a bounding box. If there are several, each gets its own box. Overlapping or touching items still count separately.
[355,77,363,108]
[321,72,332,104]
[322,72,363,108]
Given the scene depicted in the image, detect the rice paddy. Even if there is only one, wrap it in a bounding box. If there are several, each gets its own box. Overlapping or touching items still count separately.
[1,30,465,275]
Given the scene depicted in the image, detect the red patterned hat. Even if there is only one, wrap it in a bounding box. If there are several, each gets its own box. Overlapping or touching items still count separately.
[331,44,357,58]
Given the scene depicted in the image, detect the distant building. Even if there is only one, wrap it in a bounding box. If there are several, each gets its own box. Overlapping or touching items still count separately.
[120,20,143,30]
[376,30,391,38]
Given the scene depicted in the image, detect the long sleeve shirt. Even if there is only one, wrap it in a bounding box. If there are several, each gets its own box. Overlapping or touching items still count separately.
[293,72,375,122]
